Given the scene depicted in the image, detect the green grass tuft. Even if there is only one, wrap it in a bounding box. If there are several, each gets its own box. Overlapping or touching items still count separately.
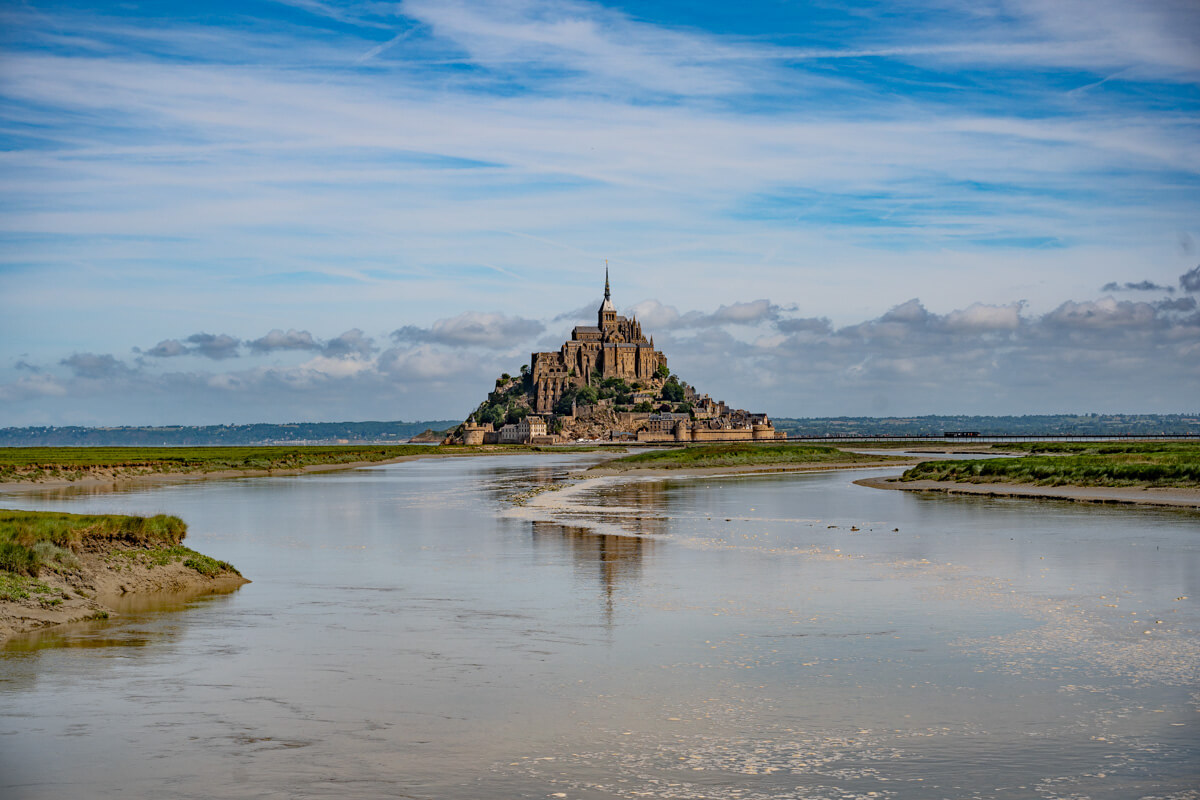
[0,572,57,602]
[183,552,239,577]
[109,544,240,577]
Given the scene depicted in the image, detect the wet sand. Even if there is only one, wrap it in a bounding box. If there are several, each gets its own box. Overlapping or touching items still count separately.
[857,475,1200,508]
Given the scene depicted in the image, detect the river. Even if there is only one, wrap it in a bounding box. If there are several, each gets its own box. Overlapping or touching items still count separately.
[2,452,1198,799]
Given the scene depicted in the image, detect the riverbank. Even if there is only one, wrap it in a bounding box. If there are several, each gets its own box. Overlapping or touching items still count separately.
[856,475,1200,508]
[1,510,248,643]
[0,445,537,493]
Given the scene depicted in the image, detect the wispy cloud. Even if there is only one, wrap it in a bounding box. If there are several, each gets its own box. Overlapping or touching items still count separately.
[1,0,1197,423]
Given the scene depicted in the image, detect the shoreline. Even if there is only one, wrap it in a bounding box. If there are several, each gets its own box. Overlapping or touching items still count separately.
[0,448,910,494]
[0,450,501,494]
[855,475,1200,508]
[510,460,1200,541]
[1,545,249,643]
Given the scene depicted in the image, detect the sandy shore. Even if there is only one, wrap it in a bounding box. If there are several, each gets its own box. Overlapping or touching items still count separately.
[503,460,922,538]
[1,545,249,643]
[856,475,1200,508]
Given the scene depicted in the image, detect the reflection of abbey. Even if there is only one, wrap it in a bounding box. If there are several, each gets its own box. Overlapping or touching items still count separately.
[454,271,780,445]
[530,270,667,414]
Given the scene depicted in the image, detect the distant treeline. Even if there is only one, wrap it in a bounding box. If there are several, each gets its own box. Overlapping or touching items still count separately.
[773,414,1200,437]
[0,421,461,447]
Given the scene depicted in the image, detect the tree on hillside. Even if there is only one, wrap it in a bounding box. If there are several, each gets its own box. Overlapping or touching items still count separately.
[661,377,685,403]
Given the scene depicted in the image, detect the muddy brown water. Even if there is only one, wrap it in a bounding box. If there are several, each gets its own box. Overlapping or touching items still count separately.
[1,452,1198,799]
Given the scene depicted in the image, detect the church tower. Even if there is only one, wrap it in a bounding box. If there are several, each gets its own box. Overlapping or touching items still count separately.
[598,264,617,331]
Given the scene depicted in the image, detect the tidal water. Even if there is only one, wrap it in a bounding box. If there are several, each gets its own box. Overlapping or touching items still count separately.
[1,452,1198,800]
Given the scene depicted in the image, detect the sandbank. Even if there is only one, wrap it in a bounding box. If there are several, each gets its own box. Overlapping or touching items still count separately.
[856,475,1200,508]
[584,459,912,479]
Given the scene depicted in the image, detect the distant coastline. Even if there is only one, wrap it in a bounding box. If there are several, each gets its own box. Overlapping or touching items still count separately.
[4,413,1197,447]
[0,420,461,448]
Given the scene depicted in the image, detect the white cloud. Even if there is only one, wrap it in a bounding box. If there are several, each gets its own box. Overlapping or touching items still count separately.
[1042,297,1159,330]
[393,312,544,347]
[297,354,375,378]
[0,372,68,400]
[249,329,319,353]
[944,302,1023,332]
[323,329,377,358]
[378,344,481,381]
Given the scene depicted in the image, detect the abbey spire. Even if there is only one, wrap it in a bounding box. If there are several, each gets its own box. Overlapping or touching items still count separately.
[598,262,616,327]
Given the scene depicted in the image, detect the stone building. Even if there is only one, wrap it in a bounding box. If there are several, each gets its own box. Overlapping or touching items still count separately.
[461,419,494,445]
[530,270,668,414]
[454,269,783,445]
[462,415,550,445]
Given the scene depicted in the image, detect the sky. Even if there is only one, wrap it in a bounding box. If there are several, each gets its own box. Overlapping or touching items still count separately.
[1,0,1198,425]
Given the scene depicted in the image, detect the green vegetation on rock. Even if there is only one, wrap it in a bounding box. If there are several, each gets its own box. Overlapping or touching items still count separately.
[902,441,1200,487]
[470,376,533,428]
[595,443,907,471]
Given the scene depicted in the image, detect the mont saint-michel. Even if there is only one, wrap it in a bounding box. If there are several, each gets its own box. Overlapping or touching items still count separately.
[450,271,781,445]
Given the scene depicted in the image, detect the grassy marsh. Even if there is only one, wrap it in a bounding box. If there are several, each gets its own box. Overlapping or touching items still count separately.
[594,443,908,471]
[0,443,610,484]
[0,509,237,579]
[902,441,1200,487]
[0,444,455,482]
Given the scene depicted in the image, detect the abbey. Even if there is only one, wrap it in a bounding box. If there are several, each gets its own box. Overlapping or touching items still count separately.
[529,269,668,414]
[454,271,781,445]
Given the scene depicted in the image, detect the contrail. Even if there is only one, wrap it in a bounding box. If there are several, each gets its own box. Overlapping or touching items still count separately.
[355,29,412,64]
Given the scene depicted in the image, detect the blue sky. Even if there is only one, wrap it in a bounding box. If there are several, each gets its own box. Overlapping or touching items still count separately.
[1,0,1198,424]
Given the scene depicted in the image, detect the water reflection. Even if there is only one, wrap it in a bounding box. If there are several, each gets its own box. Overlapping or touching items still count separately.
[530,521,651,623]
[1,454,1197,800]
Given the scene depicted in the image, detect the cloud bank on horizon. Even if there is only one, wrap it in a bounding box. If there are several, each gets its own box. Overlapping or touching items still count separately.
[0,0,1197,424]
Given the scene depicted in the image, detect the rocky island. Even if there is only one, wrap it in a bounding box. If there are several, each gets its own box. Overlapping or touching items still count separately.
[447,271,783,444]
